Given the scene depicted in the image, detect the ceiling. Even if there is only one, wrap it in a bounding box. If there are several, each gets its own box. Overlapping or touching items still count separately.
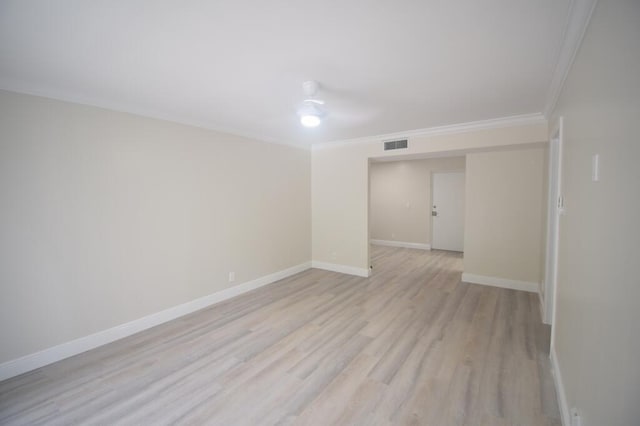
[0,1,572,145]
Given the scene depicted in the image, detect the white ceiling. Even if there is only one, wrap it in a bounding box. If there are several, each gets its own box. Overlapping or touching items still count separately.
[0,1,572,145]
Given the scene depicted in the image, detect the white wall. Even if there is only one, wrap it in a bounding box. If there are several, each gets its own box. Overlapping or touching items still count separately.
[463,148,546,286]
[312,123,548,273]
[369,157,465,246]
[550,1,640,425]
[0,90,311,364]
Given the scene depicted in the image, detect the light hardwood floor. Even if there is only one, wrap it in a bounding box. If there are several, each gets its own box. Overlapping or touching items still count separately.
[0,246,560,425]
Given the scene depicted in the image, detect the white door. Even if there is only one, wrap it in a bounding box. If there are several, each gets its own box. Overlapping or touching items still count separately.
[432,172,465,252]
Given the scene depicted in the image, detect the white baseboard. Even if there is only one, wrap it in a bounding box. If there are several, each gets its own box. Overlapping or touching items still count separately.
[311,261,370,278]
[370,239,431,250]
[0,261,311,382]
[550,344,571,426]
[461,273,538,293]
[538,285,546,323]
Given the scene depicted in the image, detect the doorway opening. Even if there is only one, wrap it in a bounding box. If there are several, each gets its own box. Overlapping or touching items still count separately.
[368,155,466,274]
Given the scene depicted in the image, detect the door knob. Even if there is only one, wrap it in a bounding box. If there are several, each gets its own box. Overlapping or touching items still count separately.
[432,211,438,216]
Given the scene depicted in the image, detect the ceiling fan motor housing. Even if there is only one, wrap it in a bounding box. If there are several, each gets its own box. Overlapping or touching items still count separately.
[302,80,319,98]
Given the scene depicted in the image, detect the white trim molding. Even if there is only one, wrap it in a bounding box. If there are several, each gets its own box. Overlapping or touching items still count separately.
[543,116,564,327]
[0,262,311,382]
[543,0,598,116]
[550,345,571,426]
[0,87,308,150]
[313,113,546,150]
[370,239,431,250]
[311,261,370,278]
[538,282,546,321]
[461,273,538,293]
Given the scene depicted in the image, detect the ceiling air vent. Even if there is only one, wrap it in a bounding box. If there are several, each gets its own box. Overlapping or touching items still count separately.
[383,139,408,151]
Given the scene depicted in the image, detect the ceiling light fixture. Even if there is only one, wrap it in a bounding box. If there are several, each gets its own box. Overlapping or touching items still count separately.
[298,81,325,128]
[300,113,321,128]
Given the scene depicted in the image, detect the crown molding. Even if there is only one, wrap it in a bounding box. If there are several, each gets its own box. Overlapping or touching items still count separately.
[312,113,546,150]
[1,84,549,153]
[0,3,596,150]
[543,0,598,117]
[0,84,309,151]
[4,82,545,152]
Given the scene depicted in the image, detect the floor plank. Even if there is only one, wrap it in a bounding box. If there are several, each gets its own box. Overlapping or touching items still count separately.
[0,246,560,425]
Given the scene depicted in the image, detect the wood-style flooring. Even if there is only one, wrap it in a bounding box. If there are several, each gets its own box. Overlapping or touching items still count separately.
[0,246,560,425]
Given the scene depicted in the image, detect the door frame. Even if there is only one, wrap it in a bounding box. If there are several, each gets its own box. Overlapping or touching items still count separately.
[543,117,564,325]
[430,170,466,252]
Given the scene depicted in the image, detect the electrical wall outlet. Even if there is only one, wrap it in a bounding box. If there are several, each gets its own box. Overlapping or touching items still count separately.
[228,272,235,282]
[571,408,582,426]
